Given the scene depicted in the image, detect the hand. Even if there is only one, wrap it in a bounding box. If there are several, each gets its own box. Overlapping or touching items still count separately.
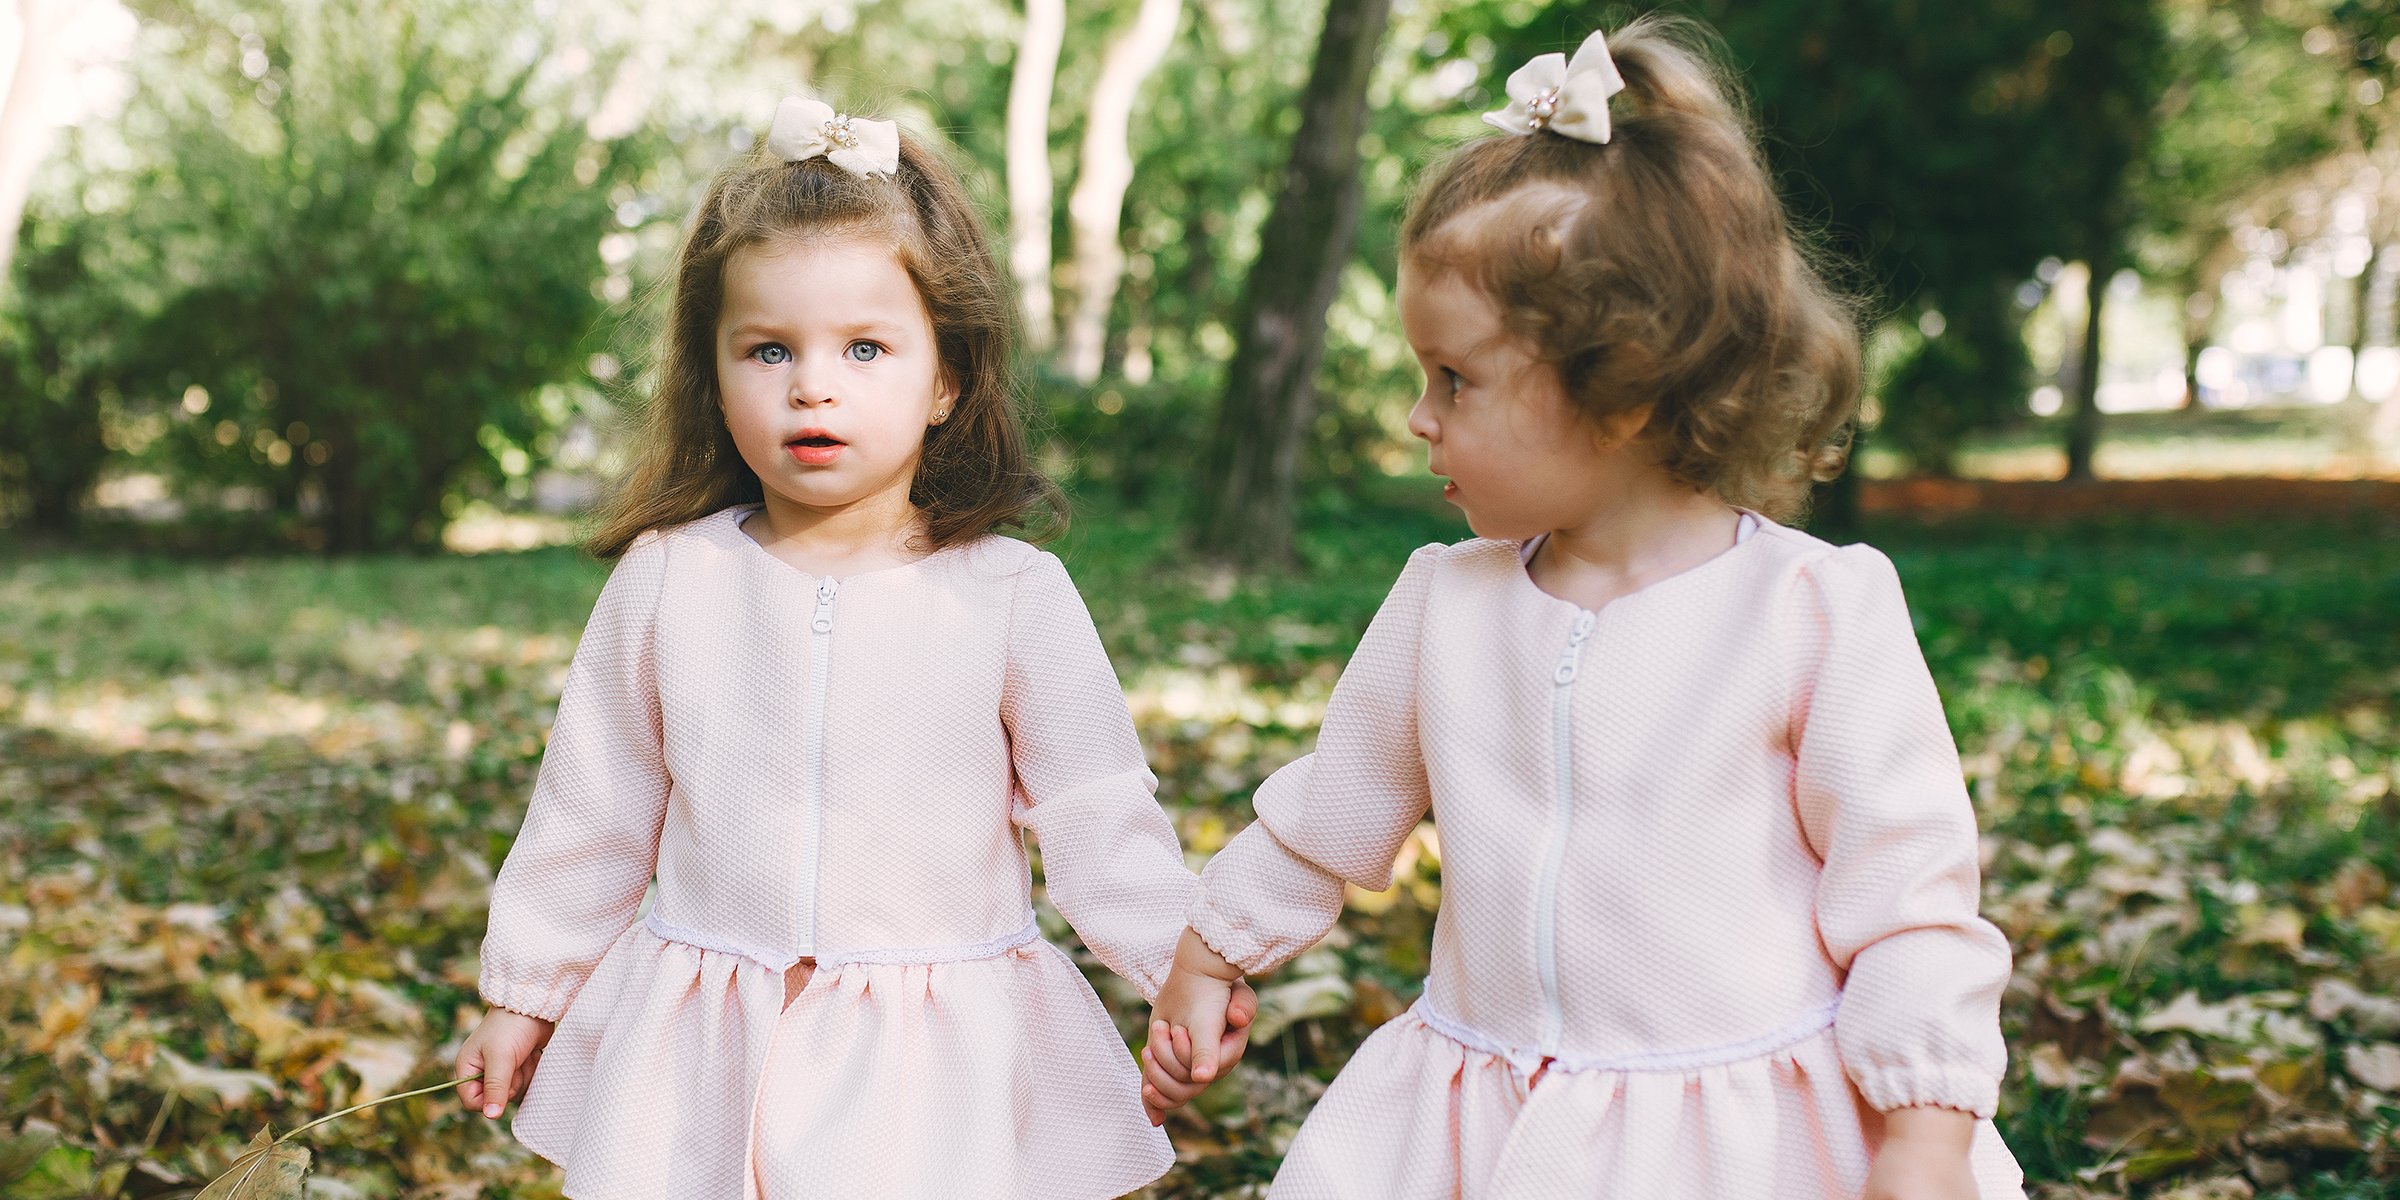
[1862,1106,1977,1200]
[1140,927,1255,1124]
[454,1007,555,1119]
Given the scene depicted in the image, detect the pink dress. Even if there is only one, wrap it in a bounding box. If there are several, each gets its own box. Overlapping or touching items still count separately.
[1192,518,2026,1199]
[479,507,1193,1200]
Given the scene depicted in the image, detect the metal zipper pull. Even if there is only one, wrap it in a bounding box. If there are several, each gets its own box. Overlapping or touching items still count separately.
[812,577,839,633]
[1553,610,1595,684]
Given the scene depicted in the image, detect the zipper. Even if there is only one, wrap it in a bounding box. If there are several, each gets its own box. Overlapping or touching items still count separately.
[795,576,839,957]
[1534,607,1595,1057]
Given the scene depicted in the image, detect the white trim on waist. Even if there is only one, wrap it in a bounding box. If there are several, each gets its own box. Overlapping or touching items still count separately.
[1407,993,1840,1077]
[641,904,1043,974]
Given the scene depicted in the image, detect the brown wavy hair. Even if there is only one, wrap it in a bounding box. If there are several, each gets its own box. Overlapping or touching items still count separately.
[1402,14,1861,521]
[587,129,1060,559]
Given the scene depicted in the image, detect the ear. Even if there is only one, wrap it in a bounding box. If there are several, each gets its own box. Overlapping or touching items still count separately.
[1589,402,1654,453]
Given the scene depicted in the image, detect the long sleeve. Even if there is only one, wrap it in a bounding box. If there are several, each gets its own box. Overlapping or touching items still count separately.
[1003,552,1196,1002]
[479,535,673,1021]
[1790,544,2012,1117]
[1191,545,1439,975]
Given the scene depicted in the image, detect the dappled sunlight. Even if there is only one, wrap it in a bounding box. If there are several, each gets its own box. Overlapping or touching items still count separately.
[1124,664,1331,731]
[2,619,574,758]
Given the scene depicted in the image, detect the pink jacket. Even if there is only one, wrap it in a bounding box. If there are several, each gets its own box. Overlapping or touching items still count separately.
[1192,522,2024,1198]
[480,507,1193,1200]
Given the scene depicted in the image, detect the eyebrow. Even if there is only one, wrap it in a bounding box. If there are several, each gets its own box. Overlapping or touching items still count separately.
[721,317,909,342]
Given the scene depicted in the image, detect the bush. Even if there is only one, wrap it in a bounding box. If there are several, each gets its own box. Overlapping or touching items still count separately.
[74,0,650,552]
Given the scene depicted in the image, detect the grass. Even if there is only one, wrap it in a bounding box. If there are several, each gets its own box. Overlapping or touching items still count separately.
[1869,402,2400,482]
[0,500,2396,1198]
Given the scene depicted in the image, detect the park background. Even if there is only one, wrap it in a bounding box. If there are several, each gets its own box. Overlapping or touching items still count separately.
[1,0,2398,1195]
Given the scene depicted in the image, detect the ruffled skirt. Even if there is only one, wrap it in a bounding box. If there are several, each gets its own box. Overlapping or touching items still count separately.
[1268,1007,2025,1199]
[514,924,1172,1200]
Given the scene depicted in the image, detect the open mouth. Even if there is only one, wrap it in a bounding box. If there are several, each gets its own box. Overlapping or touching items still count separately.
[785,432,846,465]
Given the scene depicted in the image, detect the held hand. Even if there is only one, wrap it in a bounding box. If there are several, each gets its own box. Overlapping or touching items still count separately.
[1140,927,1254,1124]
[1862,1106,1977,1200]
[1141,978,1256,1125]
[454,1008,555,1119]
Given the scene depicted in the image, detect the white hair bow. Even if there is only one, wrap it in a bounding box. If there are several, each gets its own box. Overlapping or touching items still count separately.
[1482,31,1625,145]
[766,96,900,178]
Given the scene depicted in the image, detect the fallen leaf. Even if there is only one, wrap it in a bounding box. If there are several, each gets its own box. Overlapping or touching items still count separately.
[0,1127,59,1186]
[213,976,304,1060]
[2139,991,2251,1038]
[2029,1042,2099,1089]
[156,1048,281,1108]
[2344,1042,2400,1090]
[2309,978,2400,1035]
[2246,1116,2361,1152]
[2153,1176,2254,1200]
[338,1036,422,1102]
[1248,975,1352,1045]
[193,1128,310,1200]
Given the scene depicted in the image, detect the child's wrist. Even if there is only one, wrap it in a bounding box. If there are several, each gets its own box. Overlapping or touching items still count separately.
[1175,926,1244,982]
[1880,1104,1974,1146]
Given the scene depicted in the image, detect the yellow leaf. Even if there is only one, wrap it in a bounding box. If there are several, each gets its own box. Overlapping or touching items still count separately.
[213,976,304,1060]
[192,1128,310,1200]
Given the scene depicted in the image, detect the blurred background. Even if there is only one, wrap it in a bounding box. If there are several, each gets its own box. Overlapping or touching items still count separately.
[0,1,2397,1197]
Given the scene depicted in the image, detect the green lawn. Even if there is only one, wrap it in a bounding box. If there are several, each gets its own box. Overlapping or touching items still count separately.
[1,504,2395,1198]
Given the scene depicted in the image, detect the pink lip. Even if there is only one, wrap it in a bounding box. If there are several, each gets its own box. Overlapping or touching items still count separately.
[786,430,845,466]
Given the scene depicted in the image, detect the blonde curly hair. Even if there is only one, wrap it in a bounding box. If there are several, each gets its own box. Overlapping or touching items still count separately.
[1401,15,1862,522]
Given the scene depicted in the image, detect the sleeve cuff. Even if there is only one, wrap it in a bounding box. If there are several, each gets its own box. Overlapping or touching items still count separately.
[479,973,580,1024]
[1187,894,1292,977]
[1847,1061,2000,1119]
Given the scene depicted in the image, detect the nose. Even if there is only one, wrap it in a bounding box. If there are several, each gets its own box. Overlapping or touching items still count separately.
[1405,391,1437,443]
[789,351,839,409]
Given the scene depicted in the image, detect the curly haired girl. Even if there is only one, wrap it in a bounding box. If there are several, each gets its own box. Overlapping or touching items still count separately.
[1148,20,2023,1199]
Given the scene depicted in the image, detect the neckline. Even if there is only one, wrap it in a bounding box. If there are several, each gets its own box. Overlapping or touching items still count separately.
[1513,509,1770,616]
[722,505,960,586]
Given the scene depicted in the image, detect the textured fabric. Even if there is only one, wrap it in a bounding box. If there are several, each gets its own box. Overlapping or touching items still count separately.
[1191,517,2024,1199]
[481,506,1190,1200]
[1271,1013,2024,1200]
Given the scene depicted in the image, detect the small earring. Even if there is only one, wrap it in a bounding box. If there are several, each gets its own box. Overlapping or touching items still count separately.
[931,410,949,426]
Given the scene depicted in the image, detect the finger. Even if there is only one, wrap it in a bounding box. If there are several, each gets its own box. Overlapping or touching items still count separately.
[1217,1019,1252,1066]
[1142,1053,1203,1103]
[482,1056,514,1119]
[1186,1003,1228,1084]
[1227,981,1259,1029]
[1171,1025,1195,1077]
[1146,1020,1178,1072]
[455,1043,485,1108]
[512,1049,539,1101]
[1147,1077,1202,1108]
[1148,1025,1194,1082]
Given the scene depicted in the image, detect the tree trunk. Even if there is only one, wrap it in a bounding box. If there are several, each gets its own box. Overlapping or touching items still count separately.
[1190,0,1392,565]
[2065,256,2107,482]
[1057,0,1182,384]
[0,0,69,287]
[1006,0,1066,353]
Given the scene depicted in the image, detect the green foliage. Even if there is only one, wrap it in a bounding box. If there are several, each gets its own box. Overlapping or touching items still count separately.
[0,218,128,533]
[77,0,647,552]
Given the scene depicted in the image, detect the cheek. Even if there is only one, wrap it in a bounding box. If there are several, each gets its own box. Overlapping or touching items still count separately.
[716,373,773,436]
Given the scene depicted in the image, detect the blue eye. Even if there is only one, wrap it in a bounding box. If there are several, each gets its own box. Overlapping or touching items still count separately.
[847,342,883,363]
[1441,368,1463,394]
[753,344,791,365]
